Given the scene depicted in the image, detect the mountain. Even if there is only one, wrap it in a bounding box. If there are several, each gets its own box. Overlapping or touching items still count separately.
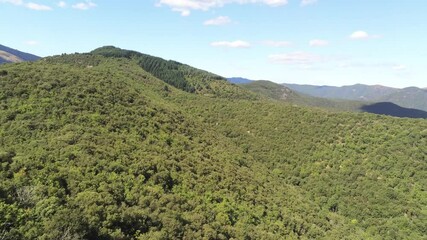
[91,46,254,99]
[284,82,427,112]
[240,80,366,112]
[0,47,426,239]
[227,77,253,84]
[0,44,40,64]
[361,102,427,118]
[240,80,427,118]
[378,87,427,111]
[284,83,399,101]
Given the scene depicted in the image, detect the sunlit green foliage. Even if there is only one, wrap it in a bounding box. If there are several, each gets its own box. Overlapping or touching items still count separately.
[0,51,426,239]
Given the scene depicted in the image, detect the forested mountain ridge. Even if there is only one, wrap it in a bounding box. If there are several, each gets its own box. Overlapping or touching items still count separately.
[0,44,40,64]
[283,83,399,101]
[284,82,427,112]
[239,80,427,118]
[240,80,368,112]
[0,49,426,239]
[91,46,255,99]
[377,87,427,111]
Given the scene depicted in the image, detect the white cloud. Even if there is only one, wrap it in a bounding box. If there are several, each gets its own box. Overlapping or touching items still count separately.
[309,39,329,47]
[301,0,317,6]
[0,0,23,5]
[211,40,251,48]
[25,40,39,45]
[157,0,288,16]
[25,2,52,10]
[338,62,408,72]
[393,64,406,71]
[204,16,231,26]
[349,30,380,40]
[263,40,292,47]
[350,31,368,39]
[1,0,52,10]
[58,1,66,8]
[269,52,321,65]
[72,0,96,10]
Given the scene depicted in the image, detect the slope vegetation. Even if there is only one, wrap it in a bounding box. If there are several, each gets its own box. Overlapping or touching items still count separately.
[240,80,366,112]
[0,49,426,239]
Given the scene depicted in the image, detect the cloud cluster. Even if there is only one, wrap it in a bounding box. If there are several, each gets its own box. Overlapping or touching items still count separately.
[0,0,97,10]
[204,16,231,26]
[25,40,39,46]
[269,52,322,65]
[211,40,251,48]
[349,31,380,40]
[263,41,292,47]
[309,39,329,47]
[72,1,97,10]
[157,0,288,16]
[301,0,317,6]
[0,0,52,10]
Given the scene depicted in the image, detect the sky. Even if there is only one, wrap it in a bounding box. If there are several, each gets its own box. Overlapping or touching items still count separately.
[1,0,427,88]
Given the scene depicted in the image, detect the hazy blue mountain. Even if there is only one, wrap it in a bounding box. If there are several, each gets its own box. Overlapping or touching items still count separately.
[239,80,363,111]
[283,83,399,101]
[227,77,253,84]
[0,44,40,64]
[361,102,427,118]
[377,87,427,111]
[242,80,427,118]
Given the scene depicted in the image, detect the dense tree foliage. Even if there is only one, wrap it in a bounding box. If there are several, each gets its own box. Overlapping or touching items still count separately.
[0,51,426,239]
[91,46,253,99]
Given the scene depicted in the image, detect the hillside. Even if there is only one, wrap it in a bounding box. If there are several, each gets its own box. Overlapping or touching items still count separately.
[361,102,427,118]
[0,48,426,239]
[0,44,40,64]
[283,83,399,101]
[240,80,366,112]
[91,46,254,99]
[240,80,427,118]
[378,87,427,111]
[284,82,427,112]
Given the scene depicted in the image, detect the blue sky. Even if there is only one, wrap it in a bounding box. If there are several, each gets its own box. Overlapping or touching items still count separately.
[1,0,426,88]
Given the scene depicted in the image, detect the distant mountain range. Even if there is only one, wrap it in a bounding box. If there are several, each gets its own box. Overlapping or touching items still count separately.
[0,44,40,64]
[227,77,253,84]
[227,78,427,113]
[236,80,427,119]
[283,83,399,101]
[283,83,427,112]
[378,87,427,112]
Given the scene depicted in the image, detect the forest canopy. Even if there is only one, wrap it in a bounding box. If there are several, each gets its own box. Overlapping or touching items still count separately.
[0,49,426,239]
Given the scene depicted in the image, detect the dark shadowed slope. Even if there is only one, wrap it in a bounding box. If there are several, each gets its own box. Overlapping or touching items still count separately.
[378,87,427,111]
[0,44,40,64]
[361,102,427,119]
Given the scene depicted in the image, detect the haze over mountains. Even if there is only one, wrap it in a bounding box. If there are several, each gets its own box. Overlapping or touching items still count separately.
[228,77,427,114]
[0,44,40,64]
[238,80,427,119]
[1,45,426,239]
